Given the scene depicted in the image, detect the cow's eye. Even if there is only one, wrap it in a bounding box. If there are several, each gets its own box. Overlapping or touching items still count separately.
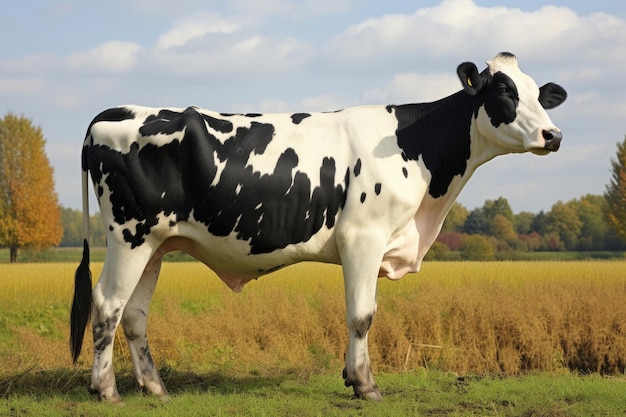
[498,86,509,94]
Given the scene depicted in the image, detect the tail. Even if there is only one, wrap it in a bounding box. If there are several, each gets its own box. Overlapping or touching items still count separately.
[70,157,93,364]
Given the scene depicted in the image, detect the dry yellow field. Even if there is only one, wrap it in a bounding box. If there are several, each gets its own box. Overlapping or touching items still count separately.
[1,261,626,378]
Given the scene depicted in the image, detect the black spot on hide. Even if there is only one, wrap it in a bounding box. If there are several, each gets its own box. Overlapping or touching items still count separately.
[291,113,311,124]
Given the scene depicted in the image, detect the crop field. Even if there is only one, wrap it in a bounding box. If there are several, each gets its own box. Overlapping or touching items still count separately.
[2,261,626,416]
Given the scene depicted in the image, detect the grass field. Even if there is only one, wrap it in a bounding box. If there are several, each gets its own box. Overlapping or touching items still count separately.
[3,247,626,264]
[2,261,626,415]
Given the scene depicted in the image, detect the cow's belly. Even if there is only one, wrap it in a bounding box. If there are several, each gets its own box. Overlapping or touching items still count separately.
[151,220,340,292]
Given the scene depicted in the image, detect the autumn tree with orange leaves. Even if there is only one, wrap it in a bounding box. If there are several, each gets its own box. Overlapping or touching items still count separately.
[0,113,62,262]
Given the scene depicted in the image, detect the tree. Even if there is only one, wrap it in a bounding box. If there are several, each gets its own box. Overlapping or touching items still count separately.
[544,201,582,251]
[441,202,468,232]
[60,206,106,247]
[605,136,626,242]
[462,197,514,236]
[0,113,62,262]
[530,210,548,236]
[483,197,514,223]
[61,206,82,247]
[514,211,535,235]
[462,207,491,235]
[574,194,609,250]
[490,213,519,249]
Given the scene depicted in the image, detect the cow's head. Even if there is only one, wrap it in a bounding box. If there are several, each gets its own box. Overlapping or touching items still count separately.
[457,52,567,155]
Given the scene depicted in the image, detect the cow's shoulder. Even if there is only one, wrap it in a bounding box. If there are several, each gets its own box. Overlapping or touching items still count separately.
[387,100,473,198]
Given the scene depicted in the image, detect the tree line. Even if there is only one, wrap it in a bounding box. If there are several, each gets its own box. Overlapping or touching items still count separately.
[59,193,625,252]
[59,207,106,248]
[433,194,626,260]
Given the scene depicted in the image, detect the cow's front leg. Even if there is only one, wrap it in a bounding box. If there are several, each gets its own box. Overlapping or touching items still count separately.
[340,235,384,401]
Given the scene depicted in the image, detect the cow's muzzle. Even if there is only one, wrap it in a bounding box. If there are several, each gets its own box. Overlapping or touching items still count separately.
[542,129,562,152]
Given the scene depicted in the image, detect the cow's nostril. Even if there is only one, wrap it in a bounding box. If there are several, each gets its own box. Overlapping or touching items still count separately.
[542,129,563,152]
[542,129,562,141]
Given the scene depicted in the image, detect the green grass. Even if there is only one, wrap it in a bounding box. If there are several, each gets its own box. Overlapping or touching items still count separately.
[2,369,626,416]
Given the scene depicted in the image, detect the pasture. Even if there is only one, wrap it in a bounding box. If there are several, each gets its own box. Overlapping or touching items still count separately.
[2,261,626,415]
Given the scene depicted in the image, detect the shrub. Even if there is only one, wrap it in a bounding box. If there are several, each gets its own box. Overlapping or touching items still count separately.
[437,232,465,250]
[424,242,449,261]
[460,235,494,260]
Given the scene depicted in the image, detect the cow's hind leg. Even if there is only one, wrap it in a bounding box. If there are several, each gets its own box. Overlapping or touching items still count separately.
[340,234,384,401]
[121,256,168,399]
[89,246,153,403]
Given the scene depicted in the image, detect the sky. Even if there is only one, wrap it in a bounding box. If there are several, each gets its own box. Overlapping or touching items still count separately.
[2,0,626,214]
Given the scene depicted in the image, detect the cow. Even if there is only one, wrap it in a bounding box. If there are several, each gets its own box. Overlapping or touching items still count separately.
[70,52,566,402]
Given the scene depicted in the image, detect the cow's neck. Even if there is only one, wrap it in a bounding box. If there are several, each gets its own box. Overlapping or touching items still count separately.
[398,92,509,262]
[395,90,500,199]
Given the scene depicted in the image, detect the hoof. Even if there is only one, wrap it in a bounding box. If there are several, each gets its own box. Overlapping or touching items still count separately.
[88,385,122,404]
[354,387,383,401]
[343,368,383,401]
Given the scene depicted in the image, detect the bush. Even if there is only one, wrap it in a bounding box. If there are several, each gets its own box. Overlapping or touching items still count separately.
[424,242,449,261]
[460,235,495,260]
[436,231,465,250]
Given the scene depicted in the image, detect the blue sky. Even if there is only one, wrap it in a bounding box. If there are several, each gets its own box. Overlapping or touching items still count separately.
[2,0,626,213]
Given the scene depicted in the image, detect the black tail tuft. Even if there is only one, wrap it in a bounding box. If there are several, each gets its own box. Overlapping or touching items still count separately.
[70,239,92,364]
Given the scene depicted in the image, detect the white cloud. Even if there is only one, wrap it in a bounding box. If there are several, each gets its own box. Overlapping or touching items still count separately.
[93,78,115,92]
[0,55,60,73]
[258,99,292,113]
[68,41,143,72]
[156,12,240,51]
[232,95,348,114]
[299,95,348,112]
[558,67,603,84]
[233,35,263,52]
[0,78,44,94]
[212,0,354,20]
[563,91,626,124]
[363,72,458,104]
[53,93,79,109]
[152,34,312,75]
[46,141,78,161]
[285,0,354,18]
[145,0,626,89]
[326,0,626,73]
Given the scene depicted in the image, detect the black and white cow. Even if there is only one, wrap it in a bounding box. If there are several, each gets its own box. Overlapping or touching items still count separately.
[70,52,566,402]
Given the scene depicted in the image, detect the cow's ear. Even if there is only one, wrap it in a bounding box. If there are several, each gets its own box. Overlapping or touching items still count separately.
[539,82,567,109]
[457,62,484,95]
